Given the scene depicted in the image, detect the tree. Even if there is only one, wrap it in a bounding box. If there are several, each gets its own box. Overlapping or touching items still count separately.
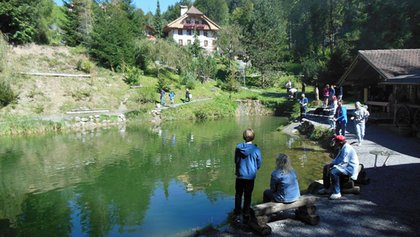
[216,24,243,58]
[189,30,201,57]
[194,0,229,25]
[0,0,54,44]
[154,0,163,38]
[243,0,290,72]
[62,0,94,46]
[163,0,192,22]
[88,2,136,70]
[229,0,254,26]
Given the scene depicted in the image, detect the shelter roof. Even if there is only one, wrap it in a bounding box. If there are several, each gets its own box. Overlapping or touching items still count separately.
[338,49,420,86]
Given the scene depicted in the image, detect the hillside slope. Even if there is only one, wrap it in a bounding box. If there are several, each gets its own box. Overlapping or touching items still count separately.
[2,44,137,117]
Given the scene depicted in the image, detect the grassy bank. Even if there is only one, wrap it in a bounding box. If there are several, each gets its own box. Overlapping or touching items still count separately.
[0,116,65,136]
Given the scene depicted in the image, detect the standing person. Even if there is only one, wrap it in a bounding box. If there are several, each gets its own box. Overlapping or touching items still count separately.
[329,85,336,105]
[338,86,343,101]
[328,96,338,129]
[185,89,191,102]
[233,128,262,224]
[315,83,320,101]
[322,84,330,107]
[351,101,370,146]
[160,89,166,106]
[285,80,292,94]
[263,154,300,203]
[334,100,347,136]
[169,91,175,105]
[299,93,309,121]
[319,135,359,200]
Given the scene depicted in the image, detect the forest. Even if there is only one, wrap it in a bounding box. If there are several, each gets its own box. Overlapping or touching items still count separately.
[0,0,419,100]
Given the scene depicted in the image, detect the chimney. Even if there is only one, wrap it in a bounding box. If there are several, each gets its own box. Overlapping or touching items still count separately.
[180,5,188,16]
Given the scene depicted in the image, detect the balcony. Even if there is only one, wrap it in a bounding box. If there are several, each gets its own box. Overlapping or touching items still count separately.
[183,23,206,29]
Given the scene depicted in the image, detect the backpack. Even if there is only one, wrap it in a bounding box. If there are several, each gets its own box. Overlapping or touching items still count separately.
[355,164,370,185]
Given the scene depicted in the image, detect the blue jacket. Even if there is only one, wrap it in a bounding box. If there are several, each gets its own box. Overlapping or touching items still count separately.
[335,105,347,124]
[270,169,301,203]
[235,143,262,180]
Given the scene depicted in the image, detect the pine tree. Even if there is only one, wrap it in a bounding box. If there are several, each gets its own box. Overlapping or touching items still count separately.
[154,0,163,38]
[63,0,93,46]
[88,2,135,70]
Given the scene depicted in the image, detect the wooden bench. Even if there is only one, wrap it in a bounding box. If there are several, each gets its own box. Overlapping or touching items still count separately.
[252,195,320,226]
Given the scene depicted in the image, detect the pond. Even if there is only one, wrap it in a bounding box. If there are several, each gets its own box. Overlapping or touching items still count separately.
[0,116,330,236]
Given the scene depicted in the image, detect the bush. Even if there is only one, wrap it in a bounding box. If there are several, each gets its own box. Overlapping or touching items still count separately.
[123,66,143,85]
[0,80,17,107]
[137,87,156,103]
[76,59,94,73]
[220,69,240,92]
[182,70,197,89]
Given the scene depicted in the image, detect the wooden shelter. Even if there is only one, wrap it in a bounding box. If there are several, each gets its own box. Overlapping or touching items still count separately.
[337,49,420,131]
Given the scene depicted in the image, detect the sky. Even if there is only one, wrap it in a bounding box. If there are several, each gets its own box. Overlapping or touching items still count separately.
[53,0,180,14]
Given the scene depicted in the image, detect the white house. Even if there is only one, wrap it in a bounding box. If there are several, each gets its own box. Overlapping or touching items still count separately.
[164,6,220,53]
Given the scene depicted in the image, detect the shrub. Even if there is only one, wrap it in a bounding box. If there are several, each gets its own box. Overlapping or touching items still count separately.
[137,87,156,103]
[181,70,197,89]
[123,66,143,85]
[0,80,17,107]
[77,59,94,73]
[221,69,240,92]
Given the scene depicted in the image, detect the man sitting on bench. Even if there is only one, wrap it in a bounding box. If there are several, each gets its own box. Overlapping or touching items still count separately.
[263,153,300,203]
[318,135,360,200]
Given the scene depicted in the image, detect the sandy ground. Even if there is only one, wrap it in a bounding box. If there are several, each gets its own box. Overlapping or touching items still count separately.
[220,110,420,237]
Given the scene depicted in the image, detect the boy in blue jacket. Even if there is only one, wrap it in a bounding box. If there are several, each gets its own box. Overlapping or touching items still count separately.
[234,128,262,223]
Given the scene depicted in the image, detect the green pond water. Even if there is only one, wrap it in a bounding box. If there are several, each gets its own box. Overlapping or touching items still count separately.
[0,116,329,236]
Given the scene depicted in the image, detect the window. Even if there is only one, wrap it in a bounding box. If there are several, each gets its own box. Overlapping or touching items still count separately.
[187,40,191,45]
[204,31,208,37]
[212,40,216,46]
[178,29,182,35]
[187,30,192,35]
[204,40,208,47]
[179,39,183,46]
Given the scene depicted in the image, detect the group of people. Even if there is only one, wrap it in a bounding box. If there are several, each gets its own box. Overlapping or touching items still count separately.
[322,84,342,107]
[233,129,360,225]
[159,89,192,106]
[328,98,370,146]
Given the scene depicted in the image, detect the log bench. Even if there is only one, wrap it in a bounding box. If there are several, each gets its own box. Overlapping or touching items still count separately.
[252,195,320,226]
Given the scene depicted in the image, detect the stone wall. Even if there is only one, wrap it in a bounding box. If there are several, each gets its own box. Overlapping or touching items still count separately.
[235,99,274,116]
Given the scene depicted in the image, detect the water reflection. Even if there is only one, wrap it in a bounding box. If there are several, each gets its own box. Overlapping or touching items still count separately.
[0,117,329,236]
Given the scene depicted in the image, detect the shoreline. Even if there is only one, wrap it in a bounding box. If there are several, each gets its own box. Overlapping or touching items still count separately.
[221,115,420,236]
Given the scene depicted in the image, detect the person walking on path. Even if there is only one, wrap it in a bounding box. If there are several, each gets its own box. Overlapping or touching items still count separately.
[334,100,347,136]
[351,101,370,146]
[160,89,166,106]
[233,128,262,224]
[322,84,330,107]
[169,91,175,105]
[319,135,359,200]
[185,89,191,102]
[299,93,309,121]
[263,153,300,203]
